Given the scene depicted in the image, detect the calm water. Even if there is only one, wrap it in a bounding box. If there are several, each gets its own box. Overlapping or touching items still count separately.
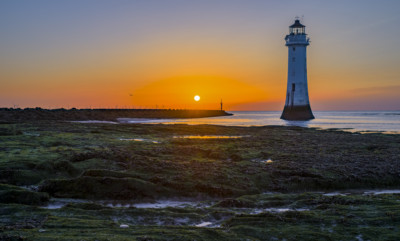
[119,111,400,134]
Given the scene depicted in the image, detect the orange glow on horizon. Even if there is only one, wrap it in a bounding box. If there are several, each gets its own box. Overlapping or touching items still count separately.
[129,76,268,110]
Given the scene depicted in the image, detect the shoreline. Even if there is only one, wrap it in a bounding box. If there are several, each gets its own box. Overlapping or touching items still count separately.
[74,119,400,135]
[2,109,399,134]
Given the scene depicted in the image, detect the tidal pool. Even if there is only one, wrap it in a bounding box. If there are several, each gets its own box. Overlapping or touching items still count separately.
[322,189,400,196]
[249,208,309,214]
[363,189,400,195]
[71,120,118,124]
[132,200,211,209]
[173,135,247,139]
[195,222,213,227]
[119,138,159,143]
[41,198,89,209]
[42,198,212,209]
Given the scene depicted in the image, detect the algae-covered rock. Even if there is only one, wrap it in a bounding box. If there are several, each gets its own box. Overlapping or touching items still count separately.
[35,160,80,176]
[0,234,25,241]
[214,198,254,208]
[0,127,22,136]
[0,184,49,205]
[39,176,172,200]
[81,169,139,179]
[0,170,44,186]
[64,202,109,210]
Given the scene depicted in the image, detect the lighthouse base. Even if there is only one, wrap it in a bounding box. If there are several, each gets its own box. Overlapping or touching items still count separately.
[280,105,314,121]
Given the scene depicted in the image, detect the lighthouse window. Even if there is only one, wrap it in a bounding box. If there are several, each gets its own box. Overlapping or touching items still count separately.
[293,47,296,51]
[292,57,295,62]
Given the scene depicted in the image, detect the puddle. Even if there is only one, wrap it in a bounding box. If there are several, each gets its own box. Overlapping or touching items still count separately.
[119,138,159,144]
[356,234,364,241]
[132,200,209,209]
[43,190,400,210]
[21,185,39,191]
[41,198,91,209]
[118,118,172,124]
[105,203,132,208]
[252,159,274,164]
[173,135,246,139]
[259,159,273,164]
[363,190,400,195]
[249,208,309,214]
[71,120,118,124]
[323,192,350,196]
[42,198,212,210]
[43,203,65,209]
[322,189,400,196]
[195,222,213,227]
[173,217,191,225]
[23,132,40,137]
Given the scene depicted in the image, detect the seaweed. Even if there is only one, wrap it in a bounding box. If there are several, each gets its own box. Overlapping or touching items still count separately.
[1,120,400,239]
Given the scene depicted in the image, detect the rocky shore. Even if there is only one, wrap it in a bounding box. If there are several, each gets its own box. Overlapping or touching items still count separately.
[0,120,399,240]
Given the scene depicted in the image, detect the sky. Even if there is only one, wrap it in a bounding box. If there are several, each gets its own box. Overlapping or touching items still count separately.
[0,0,399,111]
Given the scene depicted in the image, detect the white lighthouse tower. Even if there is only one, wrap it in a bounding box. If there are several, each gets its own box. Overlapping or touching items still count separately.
[281,19,314,120]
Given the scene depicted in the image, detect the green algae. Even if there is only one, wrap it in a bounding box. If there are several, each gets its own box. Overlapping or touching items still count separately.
[1,121,400,239]
[1,193,400,240]
[0,184,49,205]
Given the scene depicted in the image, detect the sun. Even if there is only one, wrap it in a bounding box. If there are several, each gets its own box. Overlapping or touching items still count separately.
[194,95,200,101]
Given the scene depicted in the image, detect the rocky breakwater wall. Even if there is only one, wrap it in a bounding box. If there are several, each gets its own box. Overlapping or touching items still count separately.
[0,108,233,122]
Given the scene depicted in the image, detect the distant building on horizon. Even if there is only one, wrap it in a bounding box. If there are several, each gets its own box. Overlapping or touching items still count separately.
[281,19,314,120]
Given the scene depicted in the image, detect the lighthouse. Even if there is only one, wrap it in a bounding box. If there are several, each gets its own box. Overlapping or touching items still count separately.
[281,19,314,120]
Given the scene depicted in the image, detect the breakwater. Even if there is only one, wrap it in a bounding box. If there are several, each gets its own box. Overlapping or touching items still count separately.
[0,108,232,122]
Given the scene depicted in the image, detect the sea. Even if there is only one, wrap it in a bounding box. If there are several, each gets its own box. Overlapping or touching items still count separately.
[119,111,400,134]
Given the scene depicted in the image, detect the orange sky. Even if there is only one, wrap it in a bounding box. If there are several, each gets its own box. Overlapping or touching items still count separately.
[1,1,399,110]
